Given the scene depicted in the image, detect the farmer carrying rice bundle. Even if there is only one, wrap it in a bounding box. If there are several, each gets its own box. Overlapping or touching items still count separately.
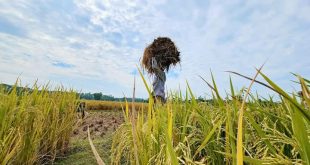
[142,37,181,103]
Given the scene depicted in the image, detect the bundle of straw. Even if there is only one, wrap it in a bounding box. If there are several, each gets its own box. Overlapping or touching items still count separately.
[142,37,180,74]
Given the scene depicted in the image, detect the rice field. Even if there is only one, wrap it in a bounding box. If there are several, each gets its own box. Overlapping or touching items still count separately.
[111,70,310,165]
[85,100,147,111]
[0,83,78,164]
[1,70,309,165]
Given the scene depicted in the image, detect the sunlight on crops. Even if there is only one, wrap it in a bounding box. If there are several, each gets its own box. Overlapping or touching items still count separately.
[0,83,77,164]
[85,100,147,111]
[111,70,310,165]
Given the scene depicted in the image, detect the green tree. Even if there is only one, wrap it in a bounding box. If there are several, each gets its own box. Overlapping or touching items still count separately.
[93,92,103,100]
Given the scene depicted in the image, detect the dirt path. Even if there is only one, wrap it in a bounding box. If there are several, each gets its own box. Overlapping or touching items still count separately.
[55,110,124,165]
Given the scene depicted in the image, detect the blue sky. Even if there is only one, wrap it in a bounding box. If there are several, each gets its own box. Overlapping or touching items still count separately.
[0,0,309,98]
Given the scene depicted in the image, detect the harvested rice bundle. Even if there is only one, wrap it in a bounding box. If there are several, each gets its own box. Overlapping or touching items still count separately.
[142,37,180,74]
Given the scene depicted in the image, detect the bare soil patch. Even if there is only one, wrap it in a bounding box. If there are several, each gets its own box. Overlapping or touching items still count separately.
[72,110,125,139]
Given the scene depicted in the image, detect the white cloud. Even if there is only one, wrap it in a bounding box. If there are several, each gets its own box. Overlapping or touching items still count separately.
[0,0,309,98]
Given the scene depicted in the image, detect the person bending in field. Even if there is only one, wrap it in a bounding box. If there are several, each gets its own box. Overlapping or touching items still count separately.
[151,57,166,103]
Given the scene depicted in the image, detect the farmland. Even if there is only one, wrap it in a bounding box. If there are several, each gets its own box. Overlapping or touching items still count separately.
[55,110,124,165]
[0,84,77,164]
[1,1,309,165]
[85,100,147,111]
[1,71,310,165]
[109,71,310,164]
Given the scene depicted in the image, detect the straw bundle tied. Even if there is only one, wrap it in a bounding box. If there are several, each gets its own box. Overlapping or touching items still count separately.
[142,37,180,74]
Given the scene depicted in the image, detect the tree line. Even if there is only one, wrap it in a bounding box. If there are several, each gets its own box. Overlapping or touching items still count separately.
[0,83,147,103]
[79,92,147,102]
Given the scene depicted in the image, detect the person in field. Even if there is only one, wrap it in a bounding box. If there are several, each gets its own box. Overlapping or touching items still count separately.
[142,37,180,103]
[151,57,166,103]
[76,101,86,119]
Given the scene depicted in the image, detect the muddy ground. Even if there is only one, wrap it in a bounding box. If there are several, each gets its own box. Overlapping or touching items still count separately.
[72,110,125,139]
[55,110,124,165]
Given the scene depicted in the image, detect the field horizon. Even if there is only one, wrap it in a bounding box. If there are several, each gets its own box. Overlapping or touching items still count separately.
[1,0,309,164]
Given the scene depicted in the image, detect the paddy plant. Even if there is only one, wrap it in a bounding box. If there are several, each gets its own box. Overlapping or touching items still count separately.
[111,70,310,165]
[0,82,78,164]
